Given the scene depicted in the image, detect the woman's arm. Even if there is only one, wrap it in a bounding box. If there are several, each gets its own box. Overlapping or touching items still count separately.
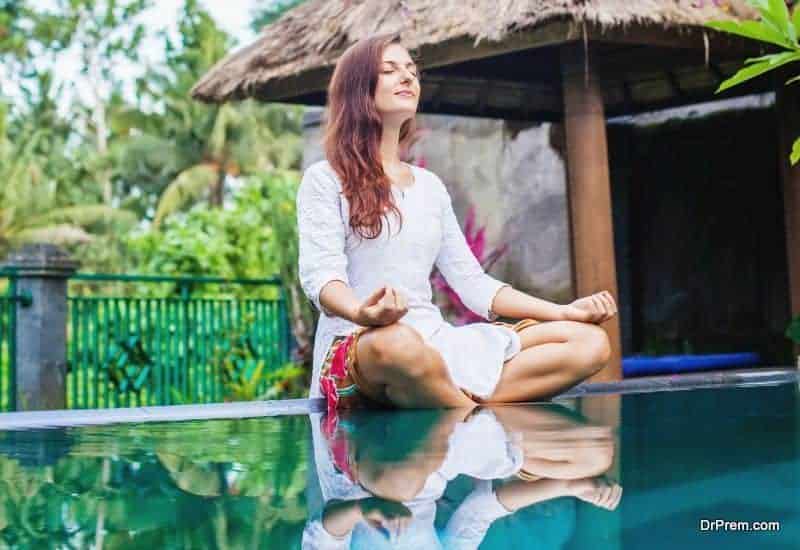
[431,177,616,323]
[321,282,410,327]
[297,164,409,326]
[433,179,566,322]
[492,286,618,324]
[318,280,363,324]
[296,164,353,319]
[489,285,567,321]
[433,180,511,321]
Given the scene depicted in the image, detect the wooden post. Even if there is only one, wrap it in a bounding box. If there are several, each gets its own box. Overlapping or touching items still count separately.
[561,42,622,381]
[776,81,800,357]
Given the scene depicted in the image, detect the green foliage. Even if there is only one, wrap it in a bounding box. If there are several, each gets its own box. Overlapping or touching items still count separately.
[707,1,800,94]
[791,136,800,164]
[114,0,304,224]
[707,1,800,348]
[1,0,311,396]
[247,169,315,362]
[786,315,800,344]
[0,85,137,261]
[715,50,800,92]
[125,171,299,290]
[1,0,305,275]
[0,415,310,547]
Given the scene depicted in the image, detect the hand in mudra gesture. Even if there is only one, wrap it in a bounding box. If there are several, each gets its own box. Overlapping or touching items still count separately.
[355,285,409,326]
[562,291,617,324]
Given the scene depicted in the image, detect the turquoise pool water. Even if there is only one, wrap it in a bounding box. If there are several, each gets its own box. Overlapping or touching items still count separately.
[0,381,796,548]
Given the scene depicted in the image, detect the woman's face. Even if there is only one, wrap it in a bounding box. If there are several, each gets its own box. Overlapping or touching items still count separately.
[374,43,420,123]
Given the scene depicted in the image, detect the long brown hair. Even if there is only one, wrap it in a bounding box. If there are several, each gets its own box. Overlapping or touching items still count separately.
[322,33,418,240]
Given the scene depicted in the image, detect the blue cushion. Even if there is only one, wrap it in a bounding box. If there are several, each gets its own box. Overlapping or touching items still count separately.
[622,352,760,377]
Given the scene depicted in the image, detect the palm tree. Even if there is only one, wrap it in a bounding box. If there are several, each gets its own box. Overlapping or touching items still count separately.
[0,86,136,261]
[116,0,303,228]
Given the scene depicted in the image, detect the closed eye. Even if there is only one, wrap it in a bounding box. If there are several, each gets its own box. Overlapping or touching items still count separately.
[383,62,419,78]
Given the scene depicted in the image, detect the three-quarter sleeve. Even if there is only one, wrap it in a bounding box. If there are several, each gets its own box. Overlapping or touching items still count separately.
[297,163,350,316]
[433,178,509,321]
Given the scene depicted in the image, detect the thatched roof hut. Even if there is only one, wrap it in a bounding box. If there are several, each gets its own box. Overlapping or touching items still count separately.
[191,0,800,379]
[191,0,763,119]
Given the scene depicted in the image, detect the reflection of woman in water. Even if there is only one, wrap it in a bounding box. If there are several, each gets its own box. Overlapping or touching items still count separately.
[302,404,622,549]
[297,33,618,415]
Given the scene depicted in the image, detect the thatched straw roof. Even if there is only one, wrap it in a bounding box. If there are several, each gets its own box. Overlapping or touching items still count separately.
[191,0,758,105]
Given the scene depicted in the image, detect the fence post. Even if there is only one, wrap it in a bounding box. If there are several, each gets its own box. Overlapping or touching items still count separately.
[5,244,79,410]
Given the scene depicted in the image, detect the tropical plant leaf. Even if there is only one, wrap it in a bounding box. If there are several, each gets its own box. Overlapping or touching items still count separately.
[705,19,795,49]
[30,204,138,228]
[715,51,800,92]
[755,0,796,45]
[153,163,219,227]
[208,104,241,160]
[790,137,800,165]
[793,4,800,39]
[14,224,94,245]
[785,73,800,85]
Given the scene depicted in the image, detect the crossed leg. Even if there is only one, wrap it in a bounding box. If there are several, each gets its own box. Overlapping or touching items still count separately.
[351,320,611,409]
[354,323,474,408]
[486,320,611,403]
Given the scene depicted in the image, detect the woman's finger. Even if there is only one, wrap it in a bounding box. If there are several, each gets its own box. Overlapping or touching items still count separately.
[591,295,604,322]
[597,293,613,320]
[366,286,386,306]
[398,292,408,312]
[388,286,398,309]
[597,293,611,316]
[606,291,618,316]
[597,293,612,320]
[601,291,615,314]
[381,286,394,309]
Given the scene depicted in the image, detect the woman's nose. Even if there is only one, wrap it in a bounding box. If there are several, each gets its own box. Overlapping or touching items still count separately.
[399,67,416,82]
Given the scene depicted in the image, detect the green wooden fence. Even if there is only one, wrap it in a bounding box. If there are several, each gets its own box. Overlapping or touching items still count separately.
[0,278,16,412]
[1,272,291,411]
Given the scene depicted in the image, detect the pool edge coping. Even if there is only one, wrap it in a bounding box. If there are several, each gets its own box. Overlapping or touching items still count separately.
[0,367,797,430]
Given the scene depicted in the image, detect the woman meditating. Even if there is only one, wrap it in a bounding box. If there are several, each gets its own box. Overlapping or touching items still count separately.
[297,33,617,413]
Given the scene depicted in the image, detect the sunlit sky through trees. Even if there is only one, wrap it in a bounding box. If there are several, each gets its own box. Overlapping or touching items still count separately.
[6,0,262,114]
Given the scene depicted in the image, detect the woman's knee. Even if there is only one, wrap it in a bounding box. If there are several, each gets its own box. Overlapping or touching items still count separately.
[361,323,431,375]
[579,324,612,373]
[560,322,611,374]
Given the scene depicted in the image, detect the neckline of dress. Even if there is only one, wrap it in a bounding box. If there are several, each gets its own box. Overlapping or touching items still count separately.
[391,162,417,194]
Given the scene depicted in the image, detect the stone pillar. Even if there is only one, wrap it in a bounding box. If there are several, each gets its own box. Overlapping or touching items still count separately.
[5,244,79,410]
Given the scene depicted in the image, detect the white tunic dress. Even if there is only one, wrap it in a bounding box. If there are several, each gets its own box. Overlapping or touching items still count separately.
[297,159,522,400]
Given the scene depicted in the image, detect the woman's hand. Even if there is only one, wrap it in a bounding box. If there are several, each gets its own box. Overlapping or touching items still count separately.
[358,497,412,541]
[354,285,409,326]
[561,291,617,324]
[566,476,623,511]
